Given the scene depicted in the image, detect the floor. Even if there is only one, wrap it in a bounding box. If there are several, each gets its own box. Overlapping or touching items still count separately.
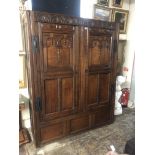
[19,107,135,155]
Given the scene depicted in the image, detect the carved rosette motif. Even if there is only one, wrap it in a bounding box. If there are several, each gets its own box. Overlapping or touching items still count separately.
[31,11,116,29]
[45,34,72,48]
[88,36,111,66]
[43,33,73,66]
[89,37,110,49]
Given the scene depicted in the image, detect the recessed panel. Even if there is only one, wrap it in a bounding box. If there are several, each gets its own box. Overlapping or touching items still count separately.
[87,73,111,108]
[62,77,73,110]
[40,123,64,141]
[88,75,98,105]
[99,74,110,103]
[45,79,58,114]
[70,116,89,133]
[94,108,110,126]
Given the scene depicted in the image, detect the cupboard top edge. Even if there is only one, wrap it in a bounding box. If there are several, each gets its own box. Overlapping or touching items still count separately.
[23,10,117,29]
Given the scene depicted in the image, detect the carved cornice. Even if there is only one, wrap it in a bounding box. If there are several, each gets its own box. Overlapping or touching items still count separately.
[30,11,116,29]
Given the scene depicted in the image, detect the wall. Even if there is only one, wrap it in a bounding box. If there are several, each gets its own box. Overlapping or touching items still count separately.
[80,0,129,18]
[80,0,96,18]
[129,55,135,105]
[122,0,135,83]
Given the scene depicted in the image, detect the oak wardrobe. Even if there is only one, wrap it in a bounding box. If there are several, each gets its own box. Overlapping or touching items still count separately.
[21,11,119,147]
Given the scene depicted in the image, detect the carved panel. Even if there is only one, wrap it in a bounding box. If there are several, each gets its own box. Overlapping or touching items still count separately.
[43,32,73,69]
[89,36,111,67]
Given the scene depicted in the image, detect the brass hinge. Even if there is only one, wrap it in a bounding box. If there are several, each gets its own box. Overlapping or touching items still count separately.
[32,36,39,53]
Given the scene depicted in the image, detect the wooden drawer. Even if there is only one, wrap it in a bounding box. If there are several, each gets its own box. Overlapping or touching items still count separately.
[40,122,65,142]
[70,115,90,133]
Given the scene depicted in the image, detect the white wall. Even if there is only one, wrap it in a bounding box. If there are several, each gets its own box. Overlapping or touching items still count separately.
[80,0,97,18]
[80,0,130,19]
[122,0,135,83]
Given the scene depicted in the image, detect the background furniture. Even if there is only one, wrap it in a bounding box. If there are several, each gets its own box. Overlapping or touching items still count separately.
[19,102,30,146]
[21,11,119,147]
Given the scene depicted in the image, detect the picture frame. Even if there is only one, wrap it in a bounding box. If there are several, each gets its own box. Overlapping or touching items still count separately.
[93,4,112,22]
[112,0,124,8]
[112,9,129,33]
[97,0,109,7]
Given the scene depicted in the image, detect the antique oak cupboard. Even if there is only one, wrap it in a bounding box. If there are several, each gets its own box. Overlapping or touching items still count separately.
[21,11,119,147]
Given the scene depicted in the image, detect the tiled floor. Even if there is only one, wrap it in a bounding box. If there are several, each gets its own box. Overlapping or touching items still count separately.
[20,108,135,155]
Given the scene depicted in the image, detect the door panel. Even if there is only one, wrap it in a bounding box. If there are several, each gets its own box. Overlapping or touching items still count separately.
[87,73,111,109]
[42,75,77,120]
[40,122,64,142]
[86,28,113,110]
[70,115,90,133]
[38,23,79,121]
[43,33,73,69]
[99,74,110,103]
[61,77,73,110]
[89,36,112,68]
[88,75,98,105]
[93,107,110,127]
[45,79,58,114]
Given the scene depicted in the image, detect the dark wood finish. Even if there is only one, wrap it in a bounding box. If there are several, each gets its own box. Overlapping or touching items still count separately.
[93,107,110,126]
[40,122,64,142]
[21,11,118,147]
[70,115,90,133]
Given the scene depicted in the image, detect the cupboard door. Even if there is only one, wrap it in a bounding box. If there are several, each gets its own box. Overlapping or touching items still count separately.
[85,28,114,110]
[38,23,79,121]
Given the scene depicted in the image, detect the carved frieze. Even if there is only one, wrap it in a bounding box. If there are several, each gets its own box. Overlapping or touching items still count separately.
[30,11,116,29]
